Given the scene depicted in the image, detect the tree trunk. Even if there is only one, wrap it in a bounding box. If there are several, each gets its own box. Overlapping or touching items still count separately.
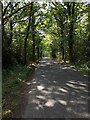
[0,1,3,71]
[60,23,65,62]
[7,3,14,66]
[24,2,32,64]
[31,2,35,62]
[67,2,75,63]
[40,46,42,58]
[32,29,35,62]
[8,2,13,46]
[88,4,90,42]
[9,20,13,45]
[86,4,90,61]
[37,46,39,59]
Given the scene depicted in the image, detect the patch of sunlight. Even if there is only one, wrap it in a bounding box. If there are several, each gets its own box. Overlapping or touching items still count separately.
[37,85,45,91]
[58,100,67,105]
[81,113,90,118]
[36,95,46,100]
[38,104,44,109]
[70,100,81,104]
[22,80,25,82]
[46,62,51,65]
[19,73,21,75]
[32,99,40,104]
[83,89,88,92]
[66,83,78,89]
[70,65,75,68]
[40,60,47,63]
[54,91,60,95]
[62,67,70,70]
[73,110,89,118]
[68,81,87,87]
[40,64,46,67]
[31,63,36,67]
[47,88,53,91]
[41,75,46,77]
[32,81,37,84]
[74,90,80,93]
[84,74,88,77]
[42,90,51,94]
[80,83,87,87]
[32,88,36,91]
[66,107,72,111]
[80,96,85,99]
[26,82,31,85]
[53,81,57,83]
[79,86,86,90]
[32,78,36,82]
[58,88,68,93]
[27,66,31,69]
[45,99,56,107]
[43,78,47,80]
[53,61,57,64]
[18,77,22,81]
[28,91,32,94]
[68,81,77,84]
[4,110,11,115]
[72,69,77,71]
[78,81,83,84]
[35,106,39,110]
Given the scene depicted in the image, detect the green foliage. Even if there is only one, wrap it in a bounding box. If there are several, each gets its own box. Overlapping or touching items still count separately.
[3,1,89,66]
[2,1,90,118]
[71,63,90,75]
[2,65,32,117]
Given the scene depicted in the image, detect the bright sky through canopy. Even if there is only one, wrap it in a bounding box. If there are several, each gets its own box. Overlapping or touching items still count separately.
[1,0,90,3]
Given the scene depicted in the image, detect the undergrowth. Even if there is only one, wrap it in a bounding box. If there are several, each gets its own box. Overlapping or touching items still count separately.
[2,65,33,118]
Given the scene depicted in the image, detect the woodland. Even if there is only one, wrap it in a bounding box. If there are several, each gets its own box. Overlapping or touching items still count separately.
[0,1,90,118]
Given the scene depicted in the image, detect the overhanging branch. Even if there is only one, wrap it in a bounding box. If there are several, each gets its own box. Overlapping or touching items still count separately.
[3,3,31,21]
[3,2,11,16]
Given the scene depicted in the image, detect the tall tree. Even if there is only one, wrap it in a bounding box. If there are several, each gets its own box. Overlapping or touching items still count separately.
[31,2,35,62]
[9,2,13,46]
[0,1,3,69]
[24,2,32,64]
[67,2,75,63]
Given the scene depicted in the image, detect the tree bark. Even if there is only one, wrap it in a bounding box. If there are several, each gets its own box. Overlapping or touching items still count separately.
[31,2,35,62]
[37,46,39,59]
[3,2,11,16]
[60,23,65,62]
[0,1,3,71]
[0,3,3,112]
[88,4,90,42]
[67,2,75,63]
[24,2,32,65]
[3,3,31,21]
[9,3,13,46]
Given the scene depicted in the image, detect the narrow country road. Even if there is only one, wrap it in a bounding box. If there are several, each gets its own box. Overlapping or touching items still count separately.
[22,57,89,118]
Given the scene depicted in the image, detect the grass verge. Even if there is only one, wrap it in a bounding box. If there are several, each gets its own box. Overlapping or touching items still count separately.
[2,65,34,118]
[64,62,90,75]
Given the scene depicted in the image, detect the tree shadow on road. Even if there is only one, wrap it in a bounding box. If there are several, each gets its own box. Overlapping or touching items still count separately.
[22,58,89,118]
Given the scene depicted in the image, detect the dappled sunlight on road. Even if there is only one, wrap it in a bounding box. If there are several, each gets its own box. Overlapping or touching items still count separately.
[23,57,89,118]
[37,85,45,91]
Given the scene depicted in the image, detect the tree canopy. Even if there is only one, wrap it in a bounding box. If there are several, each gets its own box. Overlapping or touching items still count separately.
[1,1,90,117]
[1,1,90,67]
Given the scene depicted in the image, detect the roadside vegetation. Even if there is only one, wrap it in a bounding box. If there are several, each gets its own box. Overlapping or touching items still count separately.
[2,65,34,117]
[1,1,90,118]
